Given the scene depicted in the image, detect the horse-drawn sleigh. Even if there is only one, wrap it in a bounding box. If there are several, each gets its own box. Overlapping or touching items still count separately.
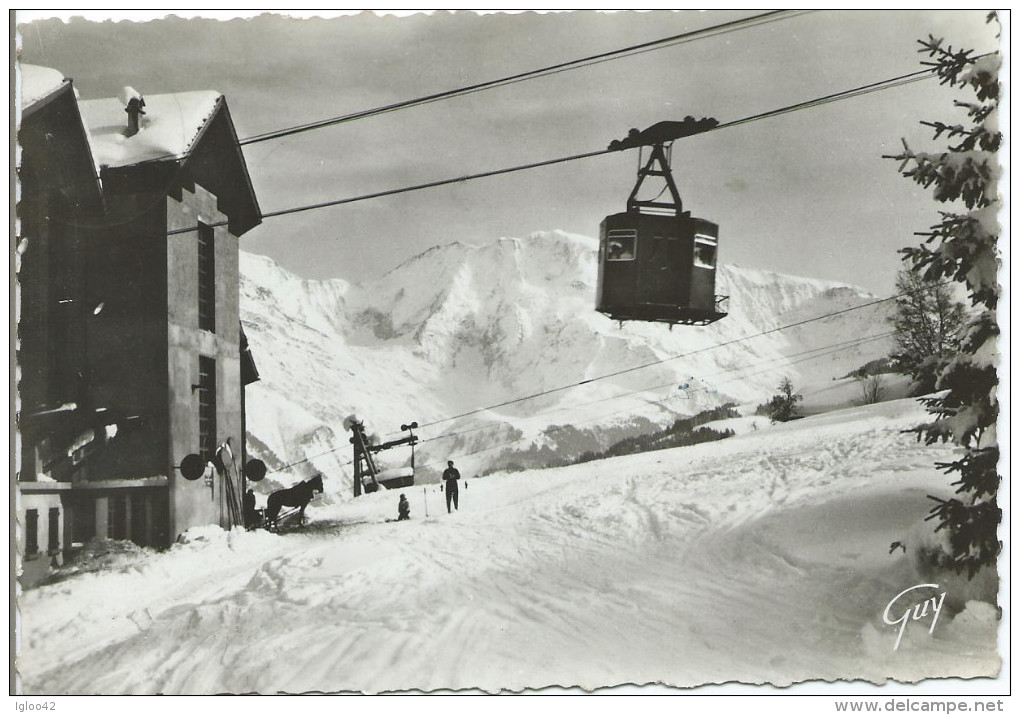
[245,474,324,533]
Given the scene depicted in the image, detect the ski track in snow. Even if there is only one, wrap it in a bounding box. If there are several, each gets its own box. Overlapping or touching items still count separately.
[19,399,999,694]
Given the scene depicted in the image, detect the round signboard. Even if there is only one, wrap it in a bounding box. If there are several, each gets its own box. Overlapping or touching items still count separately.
[245,458,267,482]
[180,453,205,481]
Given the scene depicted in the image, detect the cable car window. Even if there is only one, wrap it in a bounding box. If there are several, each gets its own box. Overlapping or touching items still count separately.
[693,234,717,269]
[607,230,637,261]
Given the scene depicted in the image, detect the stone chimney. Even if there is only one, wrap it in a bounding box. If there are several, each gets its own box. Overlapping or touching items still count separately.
[125,96,146,137]
[118,87,146,137]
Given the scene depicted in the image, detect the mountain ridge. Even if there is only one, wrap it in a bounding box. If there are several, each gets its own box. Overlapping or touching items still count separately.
[240,230,893,493]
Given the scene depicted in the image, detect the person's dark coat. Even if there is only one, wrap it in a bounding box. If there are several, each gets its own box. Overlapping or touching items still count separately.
[442,465,461,512]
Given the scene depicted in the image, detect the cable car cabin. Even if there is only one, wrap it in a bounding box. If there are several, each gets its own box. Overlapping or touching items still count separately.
[597,125,727,327]
[596,213,724,325]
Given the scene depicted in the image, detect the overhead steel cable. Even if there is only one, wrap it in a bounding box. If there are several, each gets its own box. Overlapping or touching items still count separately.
[265,450,354,477]
[260,279,939,477]
[415,290,909,430]
[415,330,898,447]
[164,65,942,238]
[128,10,803,165]
[417,331,897,446]
[27,11,809,222]
[263,327,894,476]
[713,68,935,131]
[237,11,807,145]
[412,332,900,472]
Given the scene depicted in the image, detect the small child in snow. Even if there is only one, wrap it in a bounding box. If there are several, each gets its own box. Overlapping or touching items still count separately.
[398,494,411,521]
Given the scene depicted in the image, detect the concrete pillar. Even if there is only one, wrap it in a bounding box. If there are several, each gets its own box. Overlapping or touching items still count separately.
[144,493,155,547]
[124,493,133,544]
[61,498,74,552]
[94,497,109,539]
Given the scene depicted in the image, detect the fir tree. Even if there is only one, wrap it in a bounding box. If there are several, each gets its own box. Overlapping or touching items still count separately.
[885,24,1001,576]
[888,268,966,393]
[767,377,802,424]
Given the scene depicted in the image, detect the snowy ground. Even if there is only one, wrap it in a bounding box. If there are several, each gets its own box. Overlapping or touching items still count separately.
[17,398,1000,694]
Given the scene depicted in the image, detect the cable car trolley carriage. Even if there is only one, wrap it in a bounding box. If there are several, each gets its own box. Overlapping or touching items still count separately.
[597,118,728,327]
[344,416,419,498]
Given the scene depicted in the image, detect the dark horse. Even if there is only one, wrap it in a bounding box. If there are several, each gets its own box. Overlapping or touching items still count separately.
[265,474,324,529]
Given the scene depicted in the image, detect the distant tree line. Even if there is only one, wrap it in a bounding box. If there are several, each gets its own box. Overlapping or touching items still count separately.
[841,357,896,380]
[480,404,741,475]
[552,403,740,467]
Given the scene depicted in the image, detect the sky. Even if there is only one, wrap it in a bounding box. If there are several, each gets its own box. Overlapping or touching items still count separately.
[15,10,1002,295]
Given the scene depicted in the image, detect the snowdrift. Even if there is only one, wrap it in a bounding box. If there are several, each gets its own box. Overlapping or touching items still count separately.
[18,398,999,694]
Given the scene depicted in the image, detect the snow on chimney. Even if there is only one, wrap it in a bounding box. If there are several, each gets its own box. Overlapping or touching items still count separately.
[119,86,146,137]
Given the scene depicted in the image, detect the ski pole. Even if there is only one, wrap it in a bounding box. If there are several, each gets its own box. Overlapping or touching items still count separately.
[423,487,428,518]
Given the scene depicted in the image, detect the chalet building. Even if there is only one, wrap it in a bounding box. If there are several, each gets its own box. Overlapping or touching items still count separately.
[18,66,106,585]
[17,65,262,583]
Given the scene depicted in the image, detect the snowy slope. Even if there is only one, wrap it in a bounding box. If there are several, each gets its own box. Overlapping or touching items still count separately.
[240,230,895,492]
[18,399,999,693]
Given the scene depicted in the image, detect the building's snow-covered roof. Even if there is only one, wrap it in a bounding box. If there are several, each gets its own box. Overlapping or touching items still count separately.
[78,91,221,169]
[20,64,68,110]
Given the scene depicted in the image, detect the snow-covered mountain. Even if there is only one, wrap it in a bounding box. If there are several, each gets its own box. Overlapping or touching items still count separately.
[240,230,893,492]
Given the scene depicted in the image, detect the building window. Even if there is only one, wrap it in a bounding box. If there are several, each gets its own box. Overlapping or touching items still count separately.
[198,222,216,332]
[48,508,60,553]
[26,509,39,557]
[198,356,217,460]
[606,229,637,261]
[693,234,717,269]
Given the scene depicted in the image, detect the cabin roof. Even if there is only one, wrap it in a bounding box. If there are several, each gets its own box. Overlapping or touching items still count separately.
[78,91,222,171]
[19,65,104,211]
[79,89,262,236]
[20,64,69,111]
[22,67,262,235]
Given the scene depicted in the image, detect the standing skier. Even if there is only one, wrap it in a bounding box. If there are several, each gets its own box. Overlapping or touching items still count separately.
[442,460,461,513]
[397,494,411,521]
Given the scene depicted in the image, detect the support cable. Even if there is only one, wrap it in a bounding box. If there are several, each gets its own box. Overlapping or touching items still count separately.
[260,280,943,476]
[166,66,938,237]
